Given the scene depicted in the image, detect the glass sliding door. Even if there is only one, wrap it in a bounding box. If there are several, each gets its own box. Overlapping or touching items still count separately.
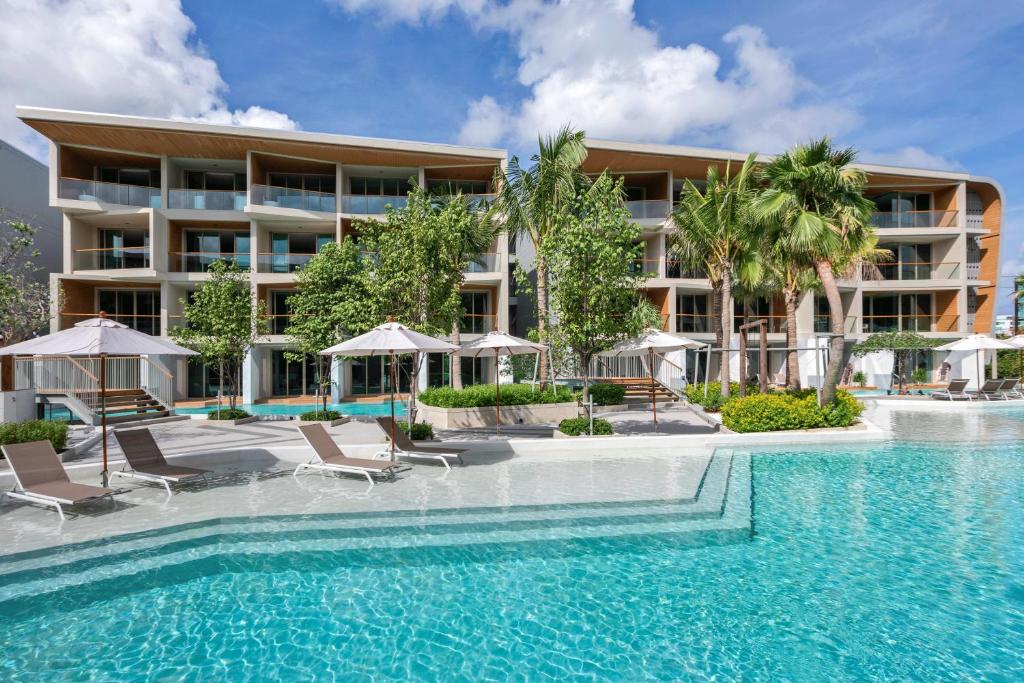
[350,355,413,395]
[97,289,159,334]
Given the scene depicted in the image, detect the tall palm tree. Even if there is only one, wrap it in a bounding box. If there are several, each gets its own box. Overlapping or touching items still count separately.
[752,137,876,404]
[494,126,588,387]
[760,247,819,390]
[671,153,760,398]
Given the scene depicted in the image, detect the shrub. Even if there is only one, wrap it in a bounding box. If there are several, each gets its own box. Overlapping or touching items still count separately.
[558,417,614,436]
[852,370,867,387]
[0,419,69,453]
[588,383,625,406]
[207,408,251,421]
[721,390,862,433]
[298,409,343,421]
[910,368,928,384]
[397,421,434,440]
[684,382,758,413]
[419,384,573,408]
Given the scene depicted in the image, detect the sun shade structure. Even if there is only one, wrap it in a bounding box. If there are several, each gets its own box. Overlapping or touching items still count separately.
[936,334,1017,390]
[0,315,197,486]
[455,331,545,433]
[601,329,706,431]
[321,322,457,461]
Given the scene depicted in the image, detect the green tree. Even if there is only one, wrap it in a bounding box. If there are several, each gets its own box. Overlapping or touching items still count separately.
[851,332,940,395]
[169,260,267,410]
[0,212,51,345]
[285,240,375,412]
[670,153,760,398]
[753,137,877,404]
[494,126,588,388]
[544,172,660,405]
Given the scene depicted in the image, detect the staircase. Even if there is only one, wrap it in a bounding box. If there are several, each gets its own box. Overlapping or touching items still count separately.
[601,377,678,403]
[89,389,170,424]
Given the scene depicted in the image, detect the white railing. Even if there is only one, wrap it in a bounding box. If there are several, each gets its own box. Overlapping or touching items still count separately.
[141,357,174,409]
[14,355,172,408]
[585,353,687,394]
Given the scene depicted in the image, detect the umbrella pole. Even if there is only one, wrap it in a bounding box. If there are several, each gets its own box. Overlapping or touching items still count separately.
[650,348,658,432]
[495,355,501,435]
[100,352,108,487]
[389,351,396,462]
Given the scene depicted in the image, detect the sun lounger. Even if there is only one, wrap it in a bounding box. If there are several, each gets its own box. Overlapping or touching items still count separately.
[999,378,1022,399]
[2,440,114,521]
[375,417,466,471]
[111,428,210,494]
[931,378,972,401]
[971,379,1008,400]
[294,423,400,484]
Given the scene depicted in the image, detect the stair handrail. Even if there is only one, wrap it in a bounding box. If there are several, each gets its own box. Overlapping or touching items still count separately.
[140,356,175,410]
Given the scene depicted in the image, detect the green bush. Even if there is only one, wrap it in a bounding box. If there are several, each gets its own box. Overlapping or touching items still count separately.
[0,419,69,453]
[558,417,614,436]
[298,409,343,421]
[207,408,251,421]
[588,383,626,406]
[684,382,758,413]
[852,370,867,387]
[910,368,928,384]
[721,390,863,433]
[397,421,434,440]
[419,384,574,408]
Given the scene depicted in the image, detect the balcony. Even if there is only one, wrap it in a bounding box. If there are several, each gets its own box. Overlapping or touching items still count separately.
[814,316,861,334]
[341,194,408,214]
[171,252,251,273]
[459,313,496,334]
[256,252,316,274]
[168,189,246,211]
[869,210,958,229]
[465,194,496,210]
[265,313,291,335]
[61,312,160,335]
[625,200,671,220]
[733,315,787,334]
[250,185,336,212]
[74,247,151,271]
[861,315,959,334]
[864,261,960,281]
[58,178,161,208]
[465,253,500,273]
[675,313,713,334]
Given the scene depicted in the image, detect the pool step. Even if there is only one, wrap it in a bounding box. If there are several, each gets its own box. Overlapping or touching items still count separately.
[0,453,749,608]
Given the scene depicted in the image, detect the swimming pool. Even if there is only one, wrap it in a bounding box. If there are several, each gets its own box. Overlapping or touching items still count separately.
[175,400,407,417]
[1,409,1023,679]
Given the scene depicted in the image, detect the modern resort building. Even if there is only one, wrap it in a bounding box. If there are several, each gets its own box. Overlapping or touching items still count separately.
[15,107,509,406]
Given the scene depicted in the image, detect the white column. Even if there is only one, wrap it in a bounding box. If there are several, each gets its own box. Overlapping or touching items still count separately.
[331,356,345,402]
[242,347,257,405]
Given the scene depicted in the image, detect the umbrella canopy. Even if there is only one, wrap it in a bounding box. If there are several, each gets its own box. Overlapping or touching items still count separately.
[320,321,457,357]
[601,329,706,356]
[935,334,1017,352]
[0,317,197,357]
[1004,335,1024,349]
[455,331,545,358]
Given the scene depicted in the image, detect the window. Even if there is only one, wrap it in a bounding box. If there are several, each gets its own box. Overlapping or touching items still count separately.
[98,167,159,187]
[267,173,336,194]
[733,297,771,332]
[183,230,250,271]
[676,295,708,333]
[815,297,830,332]
[624,186,645,202]
[269,290,292,335]
[350,355,413,395]
[864,294,932,332]
[97,289,159,335]
[99,229,149,269]
[187,363,232,399]
[185,171,246,191]
[268,233,333,273]
[427,180,488,195]
[349,177,414,197]
[271,351,319,397]
[460,291,491,333]
[875,243,932,280]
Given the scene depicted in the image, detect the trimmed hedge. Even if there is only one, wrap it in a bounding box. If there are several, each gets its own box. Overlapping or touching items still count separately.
[397,421,434,440]
[588,383,625,406]
[558,417,614,436]
[721,390,862,433]
[0,419,69,454]
[419,384,574,408]
[684,382,758,413]
[207,408,251,421]
[298,409,343,421]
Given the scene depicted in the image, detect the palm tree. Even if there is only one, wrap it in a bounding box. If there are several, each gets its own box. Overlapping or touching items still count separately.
[761,248,818,390]
[494,126,588,387]
[752,138,876,404]
[671,153,760,398]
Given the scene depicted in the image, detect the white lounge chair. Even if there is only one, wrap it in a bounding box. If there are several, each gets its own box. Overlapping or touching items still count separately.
[375,417,466,471]
[2,440,115,521]
[294,423,400,485]
[931,378,972,401]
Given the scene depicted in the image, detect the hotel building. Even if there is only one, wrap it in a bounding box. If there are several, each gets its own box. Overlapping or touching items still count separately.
[578,139,1004,385]
[16,107,509,405]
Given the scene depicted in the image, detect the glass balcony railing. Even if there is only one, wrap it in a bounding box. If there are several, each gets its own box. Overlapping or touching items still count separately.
[464,194,496,210]
[171,252,251,273]
[341,194,409,214]
[814,316,860,334]
[74,247,150,270]
[256,253,316,273]
[58,178,161,208]
[265,314,292,335]
[250,185,336,212]
[168,189,246,211]
[864,262,961,281]
[733,315,788,334]
[675,313,713,334]
[861,315,959,333]
[465,253,499,273]
[869,210,958,229]
[625,200,671,220]
[459,314,496,334]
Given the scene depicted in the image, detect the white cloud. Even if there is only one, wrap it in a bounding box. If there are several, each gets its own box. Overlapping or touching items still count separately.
[861,146,960,171]
[340,0,860,151]
[0,0,298,160]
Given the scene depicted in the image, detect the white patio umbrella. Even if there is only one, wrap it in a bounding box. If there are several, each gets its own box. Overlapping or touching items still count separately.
[0,314,197,486]
[320,322,457,461]
[455,331,545,434]
[936,334,1016,389]
[601,329,706,431]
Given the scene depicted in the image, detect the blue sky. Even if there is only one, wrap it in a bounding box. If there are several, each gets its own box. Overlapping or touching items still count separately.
[1,0,1022,310]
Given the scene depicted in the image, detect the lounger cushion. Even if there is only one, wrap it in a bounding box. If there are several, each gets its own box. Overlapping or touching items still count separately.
[24,481,114,504]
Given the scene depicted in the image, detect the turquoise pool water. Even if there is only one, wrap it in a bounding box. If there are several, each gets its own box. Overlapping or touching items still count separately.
[2,410,1023,679]
[175,400,407,417]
